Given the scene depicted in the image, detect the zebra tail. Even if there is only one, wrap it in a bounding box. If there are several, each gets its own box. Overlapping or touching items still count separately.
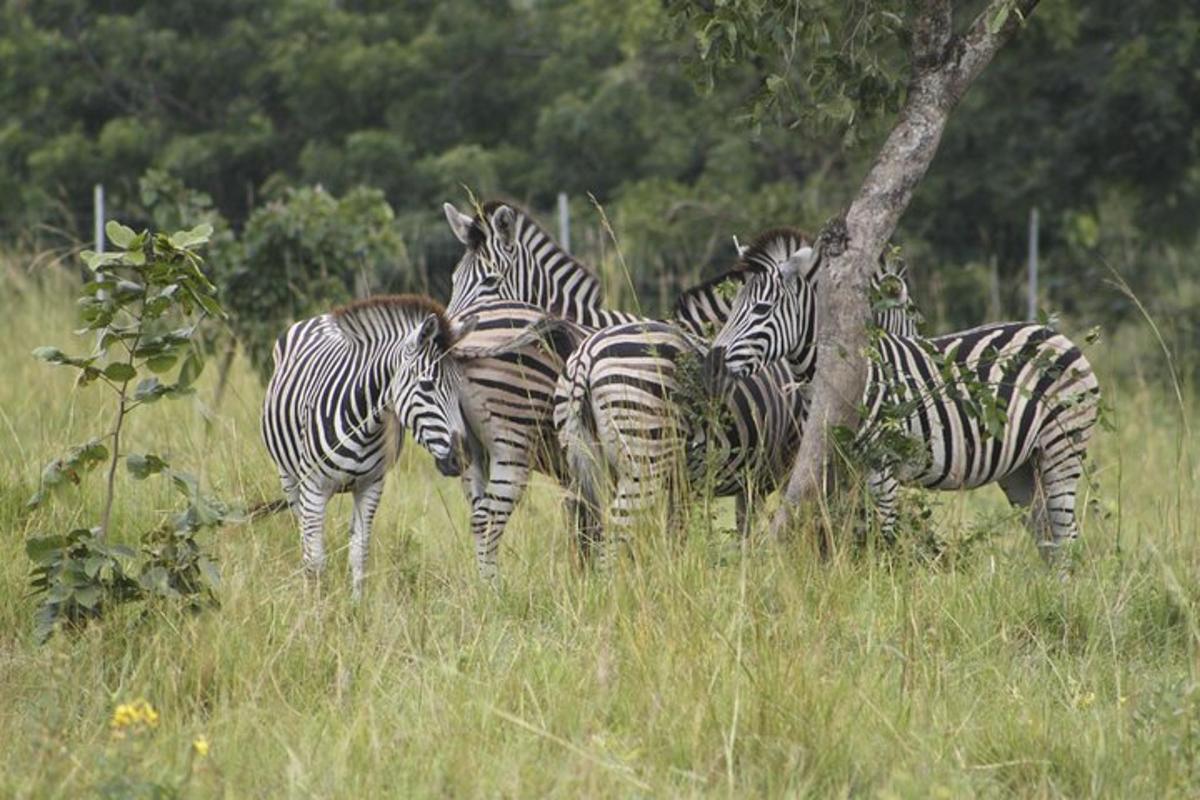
[555,353,606,541]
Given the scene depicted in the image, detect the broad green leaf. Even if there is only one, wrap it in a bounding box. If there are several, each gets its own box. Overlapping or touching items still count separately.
[176,351,204,388]
[126,453,169,479]
[83,555,109,578]
[104,362,137,382]
[169,223,214,249]
[81,250,125,271]
[145,353,178,374]
[26,535,67,563]
[105,220,138,249]
[74,585,102,609]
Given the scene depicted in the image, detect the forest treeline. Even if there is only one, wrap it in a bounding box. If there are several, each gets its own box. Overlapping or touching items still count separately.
[2,0,1197,351]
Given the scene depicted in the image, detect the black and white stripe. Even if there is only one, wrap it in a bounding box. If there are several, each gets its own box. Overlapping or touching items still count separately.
[709,246,1101,559]
[444,201,642,328]
[554,228,923,561]
[440,300,589,578]
[261,295,473,597]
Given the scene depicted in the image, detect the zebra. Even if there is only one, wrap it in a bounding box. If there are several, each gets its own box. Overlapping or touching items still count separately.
[442,199,747,337]
[433,299,590,579]
[706,244,1101,560]
[261,294,475,598]
[553,228,922,561]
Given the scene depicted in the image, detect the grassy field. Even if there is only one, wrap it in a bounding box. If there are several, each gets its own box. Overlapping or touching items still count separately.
[1,263,1198,798]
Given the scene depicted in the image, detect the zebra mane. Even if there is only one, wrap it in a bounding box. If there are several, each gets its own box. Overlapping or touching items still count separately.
[673,226,813,316]
[674,267,753,314]
[476,199,601,279]
[737,227,812,273]
[331,294,452,347]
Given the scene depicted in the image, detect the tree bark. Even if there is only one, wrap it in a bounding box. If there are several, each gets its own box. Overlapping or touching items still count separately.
[771,0,1042,540]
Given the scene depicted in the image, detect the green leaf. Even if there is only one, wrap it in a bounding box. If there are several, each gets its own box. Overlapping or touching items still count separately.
[104,362,137,382]
[105,220,138,249]
[32,346,65,364]
[132,377,167,403]
[81,250,125,271]
[26,535,67,563]
[126,453,169,479]
[176,351,204,388]
[145,353,178,374]
[74,585,102,609]
[198,557,221,589]
[169,223,214,249]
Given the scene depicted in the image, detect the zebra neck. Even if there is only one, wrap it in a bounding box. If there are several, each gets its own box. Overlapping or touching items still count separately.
[514,221,615,326]
[333,339,403,436]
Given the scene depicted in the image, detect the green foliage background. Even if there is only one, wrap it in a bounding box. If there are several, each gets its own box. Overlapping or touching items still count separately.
[3,0,1197,352]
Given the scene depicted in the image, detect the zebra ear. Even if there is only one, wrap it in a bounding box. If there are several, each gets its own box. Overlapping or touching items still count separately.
[413,313,442,349]
[448,313,479,346]
[490,205,516,245]
[732,235,748,258]
[444,202,475,245]
[780,247,814,286]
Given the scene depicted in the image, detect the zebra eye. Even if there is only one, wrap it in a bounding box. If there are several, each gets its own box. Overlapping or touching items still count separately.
[752,302,773,315]
[418,378,435,392]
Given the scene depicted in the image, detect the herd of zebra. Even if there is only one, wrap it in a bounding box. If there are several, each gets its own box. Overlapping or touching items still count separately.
[261,200,1101,597]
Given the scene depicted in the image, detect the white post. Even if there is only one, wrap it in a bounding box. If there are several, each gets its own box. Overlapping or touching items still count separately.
[557,192,570,253]
[94,183,105,253]
[1027,206,1039,320]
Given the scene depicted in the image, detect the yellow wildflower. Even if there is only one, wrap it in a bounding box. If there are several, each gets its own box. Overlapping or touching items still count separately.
[110,699,160,736]
[193,735,210,758]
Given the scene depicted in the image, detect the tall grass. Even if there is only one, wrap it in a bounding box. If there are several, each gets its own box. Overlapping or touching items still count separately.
[1,262,1197,798]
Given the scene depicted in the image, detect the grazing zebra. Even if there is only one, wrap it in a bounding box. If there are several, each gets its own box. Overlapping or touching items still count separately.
[553,229,922,561]
[707,245,1101,560]
[261,295,475,598]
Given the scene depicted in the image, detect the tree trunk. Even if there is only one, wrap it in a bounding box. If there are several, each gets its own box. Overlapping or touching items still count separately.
[771,0,1043,540]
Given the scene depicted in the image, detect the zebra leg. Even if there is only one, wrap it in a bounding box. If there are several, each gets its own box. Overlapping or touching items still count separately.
[470,460,531,582]
[998,461,1054,555]
[1036,451,1084,565]
[348,479,384,601]
[296,482,330,582]
[735,491,750,539]
[866,467,900,545]
[279,472,302,521]
[735,485,763,540]
[568,494,604,569]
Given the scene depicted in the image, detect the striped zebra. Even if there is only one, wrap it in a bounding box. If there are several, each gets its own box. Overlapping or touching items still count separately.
[262,295,475,598]
[443,200,748,337]
[553,229,921,560]
[444,201,642,328]
[706,244,1101,560]
[436,300,589,578]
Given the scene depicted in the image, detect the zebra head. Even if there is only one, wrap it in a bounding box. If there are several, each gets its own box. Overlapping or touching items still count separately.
[706,246,819,396]
[390,312,477,477]
[444,202,523,316]
[870,251,921,338]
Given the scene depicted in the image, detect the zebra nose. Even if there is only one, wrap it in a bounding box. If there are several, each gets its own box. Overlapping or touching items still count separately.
[704,346,727,396]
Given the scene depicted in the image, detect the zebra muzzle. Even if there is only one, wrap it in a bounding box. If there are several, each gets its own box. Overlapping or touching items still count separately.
[435,432,464,477]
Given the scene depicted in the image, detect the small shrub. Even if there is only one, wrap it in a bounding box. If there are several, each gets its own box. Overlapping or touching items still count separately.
[25,220,232,643]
